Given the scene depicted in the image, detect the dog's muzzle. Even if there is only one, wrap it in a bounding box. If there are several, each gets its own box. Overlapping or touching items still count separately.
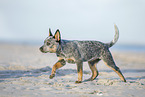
[39,46,43,51]
[39,46,47,53]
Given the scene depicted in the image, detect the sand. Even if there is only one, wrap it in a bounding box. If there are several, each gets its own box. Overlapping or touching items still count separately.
[0,43,145,97]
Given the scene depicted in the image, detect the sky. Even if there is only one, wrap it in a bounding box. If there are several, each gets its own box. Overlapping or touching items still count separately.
[0,0,145,45]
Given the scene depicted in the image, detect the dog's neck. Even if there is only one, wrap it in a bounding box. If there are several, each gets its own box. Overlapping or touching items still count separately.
[56,42,65,57]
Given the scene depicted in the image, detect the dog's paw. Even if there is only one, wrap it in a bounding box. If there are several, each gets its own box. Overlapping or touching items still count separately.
[75,81,82,84]
[86,77,97,81]
[49,74,55,79]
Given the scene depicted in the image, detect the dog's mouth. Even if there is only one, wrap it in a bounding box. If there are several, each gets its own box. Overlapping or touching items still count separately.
[41,50,54,53]
[41,51,48,53]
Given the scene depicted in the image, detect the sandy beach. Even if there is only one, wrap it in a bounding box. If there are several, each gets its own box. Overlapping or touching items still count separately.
[0,43,145,97]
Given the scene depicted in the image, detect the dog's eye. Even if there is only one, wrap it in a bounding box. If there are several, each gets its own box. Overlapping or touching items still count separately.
[47,42,50,46]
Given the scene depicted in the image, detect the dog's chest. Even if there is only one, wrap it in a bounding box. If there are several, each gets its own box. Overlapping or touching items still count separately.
[56,49,76,64]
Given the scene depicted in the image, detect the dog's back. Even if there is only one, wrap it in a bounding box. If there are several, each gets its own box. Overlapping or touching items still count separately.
[59,40,106,61]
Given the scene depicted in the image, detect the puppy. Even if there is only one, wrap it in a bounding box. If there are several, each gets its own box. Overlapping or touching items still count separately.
[40,24,126,83]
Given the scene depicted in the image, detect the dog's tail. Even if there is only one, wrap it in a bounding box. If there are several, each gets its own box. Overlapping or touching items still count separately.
[106,24,119,48]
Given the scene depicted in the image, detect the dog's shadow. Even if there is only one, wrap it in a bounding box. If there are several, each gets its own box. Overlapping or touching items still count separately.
[0,66,78,82]
[0,66,145,82]
[0,66,51,82]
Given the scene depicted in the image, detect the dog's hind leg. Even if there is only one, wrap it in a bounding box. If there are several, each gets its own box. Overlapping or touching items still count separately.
[49,59,66,79]
[87,59,101,81]
[102,51,126,82]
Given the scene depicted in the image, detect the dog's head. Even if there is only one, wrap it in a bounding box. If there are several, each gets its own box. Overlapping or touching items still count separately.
[39,29,61,53]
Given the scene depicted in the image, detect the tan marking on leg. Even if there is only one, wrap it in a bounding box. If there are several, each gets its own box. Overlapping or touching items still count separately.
[51,61,65,74]
[104,62,126,82]
[78,68,83,81]
[50,59,66,79]
[76,62,83,83]
[87,59,100,81]
[51,62,61,74]
[112,68,126,82]
[88,64,98,81]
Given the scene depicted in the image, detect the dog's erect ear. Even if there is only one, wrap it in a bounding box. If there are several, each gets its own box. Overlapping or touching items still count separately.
[54,29,61,42]
[49,28,53,36]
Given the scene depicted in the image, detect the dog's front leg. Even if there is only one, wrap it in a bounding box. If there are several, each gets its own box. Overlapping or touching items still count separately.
[75,61,83,83]
[49,59,66,79]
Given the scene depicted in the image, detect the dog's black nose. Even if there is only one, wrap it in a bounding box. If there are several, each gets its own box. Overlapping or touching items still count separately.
[39,46,43,51]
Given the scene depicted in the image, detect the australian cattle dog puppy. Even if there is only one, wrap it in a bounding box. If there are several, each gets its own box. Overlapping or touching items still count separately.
[40,24,126,83]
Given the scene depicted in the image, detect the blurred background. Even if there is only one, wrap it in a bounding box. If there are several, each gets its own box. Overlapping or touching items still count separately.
[0,0,145,51]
